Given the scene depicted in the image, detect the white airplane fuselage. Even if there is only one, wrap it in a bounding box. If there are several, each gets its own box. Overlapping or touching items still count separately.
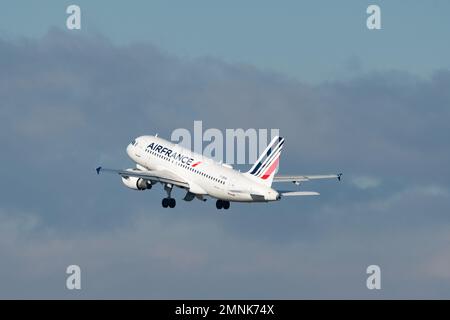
[126,135,280,202]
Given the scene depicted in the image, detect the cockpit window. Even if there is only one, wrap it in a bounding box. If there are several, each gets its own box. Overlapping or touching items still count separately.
[131,140,137,146]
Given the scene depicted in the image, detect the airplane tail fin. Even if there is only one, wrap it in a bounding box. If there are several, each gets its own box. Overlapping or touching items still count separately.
[245,136,284,187]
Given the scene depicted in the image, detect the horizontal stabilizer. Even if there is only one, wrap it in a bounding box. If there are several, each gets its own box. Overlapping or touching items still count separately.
[280,191,320,197]
[274,174,342,183]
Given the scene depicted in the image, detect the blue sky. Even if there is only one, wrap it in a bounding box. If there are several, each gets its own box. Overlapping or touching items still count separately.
[1,1,450,298]
[2,1,450,82]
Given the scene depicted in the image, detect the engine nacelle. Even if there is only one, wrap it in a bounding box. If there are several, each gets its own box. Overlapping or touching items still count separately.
[121,170,152,190]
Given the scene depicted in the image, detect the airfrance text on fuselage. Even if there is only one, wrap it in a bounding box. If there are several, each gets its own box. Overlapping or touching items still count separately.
[147,143,194,165]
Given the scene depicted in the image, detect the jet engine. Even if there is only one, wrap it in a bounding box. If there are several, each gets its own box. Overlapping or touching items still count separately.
[121,170,152,190]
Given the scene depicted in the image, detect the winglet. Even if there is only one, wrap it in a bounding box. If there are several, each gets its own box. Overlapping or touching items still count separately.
[96,166,102,175]
[337,173,343,181]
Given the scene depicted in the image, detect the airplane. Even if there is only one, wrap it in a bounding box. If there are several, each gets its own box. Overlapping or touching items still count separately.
[96,135,341,209]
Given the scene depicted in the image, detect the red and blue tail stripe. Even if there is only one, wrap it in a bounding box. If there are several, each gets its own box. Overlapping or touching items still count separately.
[248,136,284,181]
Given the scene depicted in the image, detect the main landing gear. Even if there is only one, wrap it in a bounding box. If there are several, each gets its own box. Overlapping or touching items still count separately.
[216,200,230,210]
[162,183,176,208]
[162,197,176,208]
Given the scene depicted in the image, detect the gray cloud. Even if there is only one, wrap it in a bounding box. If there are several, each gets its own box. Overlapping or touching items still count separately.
[351,175,381,190]
[1,28,450,298]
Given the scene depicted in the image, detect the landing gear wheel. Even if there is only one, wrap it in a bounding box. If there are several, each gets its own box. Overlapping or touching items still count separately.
[162,198,169,208]
[216,200,223,209]
[169,198,176,208]
[223,201,230,210]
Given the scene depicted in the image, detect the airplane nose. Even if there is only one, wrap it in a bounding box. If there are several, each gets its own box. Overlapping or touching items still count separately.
[126,143,132,156]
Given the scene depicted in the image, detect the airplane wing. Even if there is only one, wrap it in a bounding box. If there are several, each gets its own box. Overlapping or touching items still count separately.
[96,167,190,188]
[273,173,342,183]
